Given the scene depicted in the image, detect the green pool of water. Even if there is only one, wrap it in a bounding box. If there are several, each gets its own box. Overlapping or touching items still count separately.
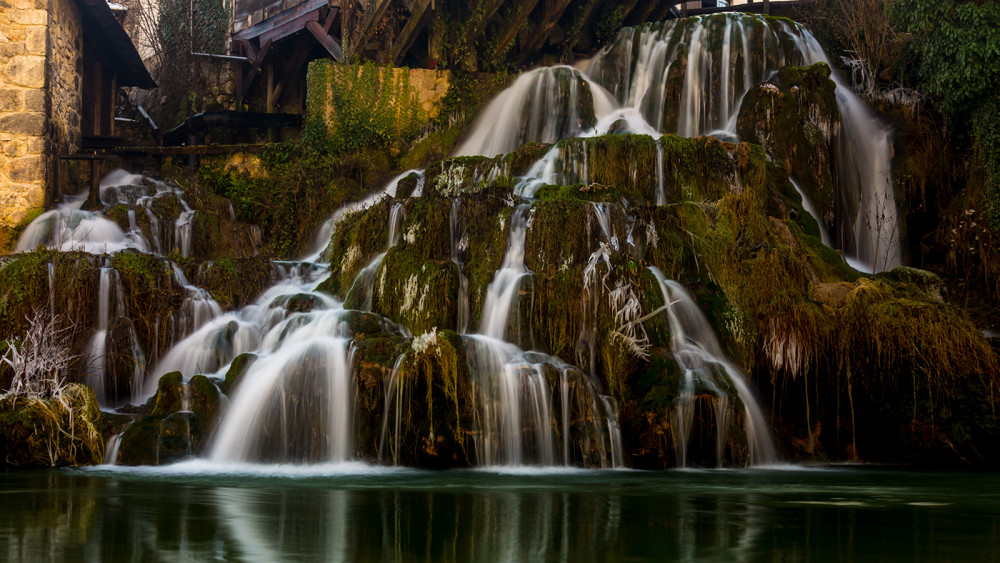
[2,464,998,561]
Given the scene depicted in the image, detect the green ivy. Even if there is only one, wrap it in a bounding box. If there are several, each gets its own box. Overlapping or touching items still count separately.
[304,61,427,155]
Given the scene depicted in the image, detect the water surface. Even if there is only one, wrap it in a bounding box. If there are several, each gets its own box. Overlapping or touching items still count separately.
[2,466,998,561]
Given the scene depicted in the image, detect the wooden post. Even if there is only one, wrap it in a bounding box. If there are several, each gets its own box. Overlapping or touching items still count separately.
[682,1,688,16]
[762,0,769,13]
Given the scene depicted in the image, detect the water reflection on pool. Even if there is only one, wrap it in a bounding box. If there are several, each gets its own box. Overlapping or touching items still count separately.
[2,465,999,561]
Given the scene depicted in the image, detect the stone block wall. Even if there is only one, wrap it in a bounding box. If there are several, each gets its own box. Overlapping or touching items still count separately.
[47,0,82,164]
[0,0,85,229]
[0,0,49,227]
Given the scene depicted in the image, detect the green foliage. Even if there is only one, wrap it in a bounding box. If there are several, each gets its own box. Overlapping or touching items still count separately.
[972,96,1000,230]
[892,0,1000,117]
[594,4,626,47]
[892,0,1000,230]
[305,61,427,155]
[153,0,232,127]
[198,144,390,257]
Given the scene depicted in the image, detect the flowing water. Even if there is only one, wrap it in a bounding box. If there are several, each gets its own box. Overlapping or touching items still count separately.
[3,467,999,561]
[584,13,900,271]
[649,267,778,467]
[11,12,909,469]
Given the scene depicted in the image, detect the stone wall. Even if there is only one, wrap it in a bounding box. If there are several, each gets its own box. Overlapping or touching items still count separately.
[0,0,49,228]
[46,0,83,176]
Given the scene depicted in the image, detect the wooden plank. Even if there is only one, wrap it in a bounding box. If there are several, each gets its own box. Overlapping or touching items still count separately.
[235,0,327,39]
[260,9,319,45]
[239,39,272,100]
[390,0,432,65]
[563,0,606,53]
[235,0,277,22]
[307,19,343,60]
[462,0,504,51]
[242,39,258,62]
[322,6,338,33]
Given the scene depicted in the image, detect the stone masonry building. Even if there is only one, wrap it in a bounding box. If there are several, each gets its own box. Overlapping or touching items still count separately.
[0,0,153,228]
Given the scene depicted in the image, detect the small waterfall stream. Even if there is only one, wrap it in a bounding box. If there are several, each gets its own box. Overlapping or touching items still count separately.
[649,267,777,466]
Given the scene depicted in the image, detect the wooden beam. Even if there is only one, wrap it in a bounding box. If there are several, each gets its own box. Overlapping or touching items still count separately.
[307,20,344,60]
[346,0,393,60]
[462,0,504,52]
[239,39,272,101]
[486,0,540,61]
[242,39,258,62]
[390,0,433,65]
[260,9,320,45]
[322,6,338,33]
[234,0,328,40]
[270,45,311,106]
[646,0,676,23]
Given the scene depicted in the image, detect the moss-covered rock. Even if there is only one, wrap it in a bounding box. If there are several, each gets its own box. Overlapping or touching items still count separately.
[374,247,459,335]
[187,257,272,310]
[737,62,840,228]
[361,330,475,468]
[116,372,221,465]
[0,383,103,467]
[220,352,256,395]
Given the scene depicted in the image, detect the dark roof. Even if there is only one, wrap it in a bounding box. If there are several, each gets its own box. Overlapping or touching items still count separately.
[76,0,156,89]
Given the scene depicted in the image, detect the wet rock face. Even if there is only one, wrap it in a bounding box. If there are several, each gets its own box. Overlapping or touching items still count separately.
[116,372,221,465]
[737,62,841,229]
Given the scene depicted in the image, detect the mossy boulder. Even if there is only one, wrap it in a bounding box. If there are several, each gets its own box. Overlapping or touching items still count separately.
[360,330,474,468]
[115,371,221,465]
[320,198,392,298]
[220,352,257,395]
[0,383,103,467]
[373,247,459,335]
[737,62,840,228]
[187,257,272,310]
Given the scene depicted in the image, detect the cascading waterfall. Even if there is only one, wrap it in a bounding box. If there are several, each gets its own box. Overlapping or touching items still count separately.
[84,266,113,400]
[586,13,900,271]
[344,201,405,311]
[648,267,777,466]
[16,12,912,470]
[451,199,470,334]
[456,66,618,158]
[479,204,532,341]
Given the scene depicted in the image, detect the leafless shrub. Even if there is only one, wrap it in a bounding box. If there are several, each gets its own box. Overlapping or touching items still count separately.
[2,309,76,400]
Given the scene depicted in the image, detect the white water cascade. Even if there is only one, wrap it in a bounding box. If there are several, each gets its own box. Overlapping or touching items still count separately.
[456,66,619,158]
[585,13,901,271]
[648,267,778,467]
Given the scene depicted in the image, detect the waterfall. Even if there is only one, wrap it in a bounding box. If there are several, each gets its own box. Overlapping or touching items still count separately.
[210,330,355,463]
[451,199,470,334]
[648,267,778,467]
[479,205,531,340]
[586,13,901,270]
[455,66,619,158]
[84,266,113,401]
